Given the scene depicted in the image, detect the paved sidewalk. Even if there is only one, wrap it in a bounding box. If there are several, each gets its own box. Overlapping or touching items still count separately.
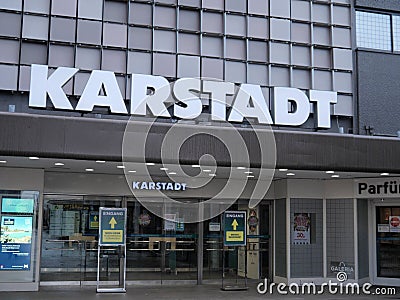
[0,284,399,300]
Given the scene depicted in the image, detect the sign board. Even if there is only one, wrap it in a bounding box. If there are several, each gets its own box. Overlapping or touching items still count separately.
[89,211,99,229]
[139,212,151,226]
[248,209,259,234]
[378,224,390,233]
[29,64,337,129]
[292,213,311,245]
[132,181,187,191]
[209,222,221,232]
[389,216,400,232]
[175,218,184,232]
[330,261,355,275]
[1,198,34,214]
[99,208,126,246]
[224,211,247,246]
[0,216,33,270]
[355,178,400,198]
[164,214,176,231]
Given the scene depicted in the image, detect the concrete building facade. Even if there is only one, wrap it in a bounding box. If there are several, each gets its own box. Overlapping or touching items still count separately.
[0,0,399,292]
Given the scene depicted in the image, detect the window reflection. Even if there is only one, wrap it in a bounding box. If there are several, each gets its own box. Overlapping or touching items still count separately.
[356,11,392,51]
[392,16,400,52]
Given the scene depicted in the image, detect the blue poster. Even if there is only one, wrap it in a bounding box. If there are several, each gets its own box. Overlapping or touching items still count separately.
[223,211,247,246]
[0,216,33,270]
[99,208,126,246]
[89,211,99,229]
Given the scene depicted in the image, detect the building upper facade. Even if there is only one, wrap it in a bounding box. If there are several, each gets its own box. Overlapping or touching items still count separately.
[0,0,353,133]
[354,0,400,137]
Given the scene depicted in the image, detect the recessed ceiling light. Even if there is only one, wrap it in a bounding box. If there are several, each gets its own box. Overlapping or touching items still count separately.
[85,168,94,172]
[117,165,125,169]
[54,162,64,166]
[169,172,177,175]
[203,169,212,172]
[326,171,335,174]
[192,164,201,168]
[237,167,246,170]
[160,167,168,171]
[247,175,255,178]
[287,173,295,176]
[0,160,7,163]
[146,162,155,166]
[209,174,216,177]
[96,160,106,163]
[332,175,340,178]
[380,173,390,176]
[244,171,253,174]
[29,157,39,160]
[279,168,288,172]
[128,170,137,173]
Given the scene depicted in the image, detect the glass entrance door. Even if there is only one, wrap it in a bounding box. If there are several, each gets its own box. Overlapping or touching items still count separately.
[202,200,272,282]
[40,195,122,282]
[41,195,198,284]
[126,198,198,283]
[376,206,400,278]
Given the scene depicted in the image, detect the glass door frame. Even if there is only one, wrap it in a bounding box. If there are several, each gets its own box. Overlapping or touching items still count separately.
[40,195,274,285]
[40,194,124,285]
[124,197,199,284]
[200,199,273,284]
[370,199,400,286]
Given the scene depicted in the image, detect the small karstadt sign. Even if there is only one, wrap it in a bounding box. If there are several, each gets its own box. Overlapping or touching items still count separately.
[132,181,187,191]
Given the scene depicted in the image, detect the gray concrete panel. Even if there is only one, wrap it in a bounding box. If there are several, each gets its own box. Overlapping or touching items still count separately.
[357,51,400,136]
[0,113,399,173]
[355,0,400,12]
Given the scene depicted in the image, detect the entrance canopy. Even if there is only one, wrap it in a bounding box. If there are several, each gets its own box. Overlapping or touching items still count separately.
[0,113,399,173]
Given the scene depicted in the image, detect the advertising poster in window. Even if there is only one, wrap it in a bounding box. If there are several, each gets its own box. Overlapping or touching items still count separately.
[0,216,33,270]
[164,214,176,231]
[389,216,400,232]
[175,218,184,232]
[1,198,34,214]
[292,213,311,245]
[89,211,99,229]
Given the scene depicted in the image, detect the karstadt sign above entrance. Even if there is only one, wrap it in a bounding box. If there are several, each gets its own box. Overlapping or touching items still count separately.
[29,64,337,128]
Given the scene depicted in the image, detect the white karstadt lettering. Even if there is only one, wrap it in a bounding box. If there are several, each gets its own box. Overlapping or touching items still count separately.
[28,64,337,129]
[132,181,187,191]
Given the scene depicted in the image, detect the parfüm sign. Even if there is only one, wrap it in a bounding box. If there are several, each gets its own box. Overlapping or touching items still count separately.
[356,178,400,198]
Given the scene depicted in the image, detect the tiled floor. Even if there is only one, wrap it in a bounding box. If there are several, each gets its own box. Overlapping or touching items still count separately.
[0,284,399,300]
